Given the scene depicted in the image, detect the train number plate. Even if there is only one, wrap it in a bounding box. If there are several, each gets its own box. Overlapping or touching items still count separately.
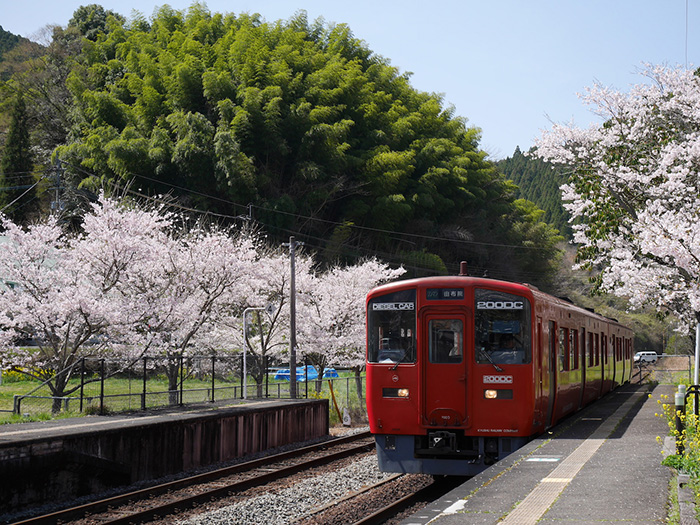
[483,375,513,384]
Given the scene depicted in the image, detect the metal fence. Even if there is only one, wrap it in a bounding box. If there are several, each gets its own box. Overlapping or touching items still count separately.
[5,355,367,424]
[632,354,694,385]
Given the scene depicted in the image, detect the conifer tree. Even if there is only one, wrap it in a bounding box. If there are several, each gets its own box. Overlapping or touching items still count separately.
[0,92,35,222]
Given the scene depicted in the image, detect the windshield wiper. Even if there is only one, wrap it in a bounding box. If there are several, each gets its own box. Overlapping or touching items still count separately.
[479,348,504,372]
[388,349,406,370]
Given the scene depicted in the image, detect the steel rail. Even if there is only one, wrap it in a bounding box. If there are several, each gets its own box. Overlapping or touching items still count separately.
[349,478,462,525]
[295,474,403,523]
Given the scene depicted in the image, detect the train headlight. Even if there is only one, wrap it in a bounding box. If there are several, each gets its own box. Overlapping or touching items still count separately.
[383,387,410,398]
[484,389,513,399]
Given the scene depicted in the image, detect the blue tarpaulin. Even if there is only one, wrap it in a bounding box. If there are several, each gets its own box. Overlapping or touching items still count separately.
[273,365,339,381]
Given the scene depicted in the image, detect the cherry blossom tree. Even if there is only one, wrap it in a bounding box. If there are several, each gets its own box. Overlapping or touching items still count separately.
[238,249,317,396]
[0,191,407,409]
[299,259,405,397]
[0,195,175,410]
[534,64,700,329]
[0,194,270,408]
[130,224,265,404]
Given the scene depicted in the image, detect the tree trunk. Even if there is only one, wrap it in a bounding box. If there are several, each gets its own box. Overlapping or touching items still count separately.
[49,366,72,414]
[167,356,180,405]
[353,366,364,400]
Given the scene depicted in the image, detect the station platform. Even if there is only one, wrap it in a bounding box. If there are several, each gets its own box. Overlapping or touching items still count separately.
[0,398,329,517]
[401,383,680,525]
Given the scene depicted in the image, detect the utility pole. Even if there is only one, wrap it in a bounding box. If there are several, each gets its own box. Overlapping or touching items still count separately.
[284,236,303,398]
[51,158,63,212]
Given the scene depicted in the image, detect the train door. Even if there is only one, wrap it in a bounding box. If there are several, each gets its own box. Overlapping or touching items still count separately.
[534,317,547,427]
[421,311,468,426]
[602,334,610,393]
[611,335,617,387]
[578,327,585,409]
[545,320,557,428]
[597,332,604,397]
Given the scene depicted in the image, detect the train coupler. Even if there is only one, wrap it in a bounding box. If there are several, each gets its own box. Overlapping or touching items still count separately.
[428,431,456,451]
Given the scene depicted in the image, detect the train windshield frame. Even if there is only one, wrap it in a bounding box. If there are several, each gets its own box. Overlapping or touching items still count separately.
[367,289,417,364]
[475,288,532,365]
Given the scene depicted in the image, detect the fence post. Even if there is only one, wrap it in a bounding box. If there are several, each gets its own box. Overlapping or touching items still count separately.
[79,357,86,412]
[13,394,20,415]
[240,353,245,399]
[100,359,105,415]
[211,355,216,403]
[179,354,184,406]
[676,389,686,455]
[685,384,700,418]
[265,355,269,398]
[142,357,147,410]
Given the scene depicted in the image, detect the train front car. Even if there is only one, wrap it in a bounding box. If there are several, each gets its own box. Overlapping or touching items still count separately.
[366,277,539,477]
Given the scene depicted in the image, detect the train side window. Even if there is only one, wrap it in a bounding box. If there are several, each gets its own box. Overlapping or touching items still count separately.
[429,319,463,364]
[475,289,531,365]
[570,329,579,370]
[618,338,623,360]
[559,328,569,371]
[367,289,417,364]
[602,335,608,364]
[549,321,557,364]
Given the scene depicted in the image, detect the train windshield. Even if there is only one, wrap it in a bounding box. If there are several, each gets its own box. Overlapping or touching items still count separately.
[367,289,417,364]
[475,288,531,365]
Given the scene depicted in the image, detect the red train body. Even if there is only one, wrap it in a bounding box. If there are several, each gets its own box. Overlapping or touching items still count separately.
[366,275,633,476]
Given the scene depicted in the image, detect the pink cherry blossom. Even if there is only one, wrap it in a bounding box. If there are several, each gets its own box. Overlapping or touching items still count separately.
[534,64,700,328]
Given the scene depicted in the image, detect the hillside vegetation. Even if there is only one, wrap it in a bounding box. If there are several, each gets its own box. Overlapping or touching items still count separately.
[0,5,683,354]
[499,146,571,240]
[0,4,562,287]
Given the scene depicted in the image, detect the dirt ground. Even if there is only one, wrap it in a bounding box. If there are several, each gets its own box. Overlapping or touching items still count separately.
[651,356,694,371]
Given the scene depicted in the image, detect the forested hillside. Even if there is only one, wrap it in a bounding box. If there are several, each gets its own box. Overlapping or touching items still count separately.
[499,146,571,239]
[0,4,563,289]
[0,27,22,61]
[0,26,44,81]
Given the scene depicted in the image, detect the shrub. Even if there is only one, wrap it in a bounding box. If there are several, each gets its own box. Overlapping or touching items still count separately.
[1,369,32,383]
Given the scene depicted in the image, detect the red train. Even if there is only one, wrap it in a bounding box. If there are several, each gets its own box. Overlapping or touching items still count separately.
[365,270,633,476]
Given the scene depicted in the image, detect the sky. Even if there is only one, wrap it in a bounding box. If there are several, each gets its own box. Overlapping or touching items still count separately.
[1,0,698,159]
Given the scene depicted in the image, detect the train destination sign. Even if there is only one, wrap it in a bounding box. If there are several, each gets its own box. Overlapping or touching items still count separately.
[426,288,464,300]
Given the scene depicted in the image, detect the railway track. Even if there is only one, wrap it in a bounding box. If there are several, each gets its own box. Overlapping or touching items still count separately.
[296,473,463,525]
[349,479,460,525]
[10,431,373,525]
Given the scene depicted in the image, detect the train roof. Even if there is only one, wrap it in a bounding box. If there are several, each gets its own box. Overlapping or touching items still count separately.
[369,275,631,330]
[370,275,535,295]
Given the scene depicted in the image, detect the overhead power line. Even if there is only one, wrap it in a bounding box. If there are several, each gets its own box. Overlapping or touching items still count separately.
[0,176,46,214]
[59,160,557,254]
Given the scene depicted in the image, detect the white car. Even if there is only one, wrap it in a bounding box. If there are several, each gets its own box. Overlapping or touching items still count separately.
[634,351,658,364]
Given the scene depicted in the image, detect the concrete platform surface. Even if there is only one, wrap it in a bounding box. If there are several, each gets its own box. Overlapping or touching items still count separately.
[401,383,678,525]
